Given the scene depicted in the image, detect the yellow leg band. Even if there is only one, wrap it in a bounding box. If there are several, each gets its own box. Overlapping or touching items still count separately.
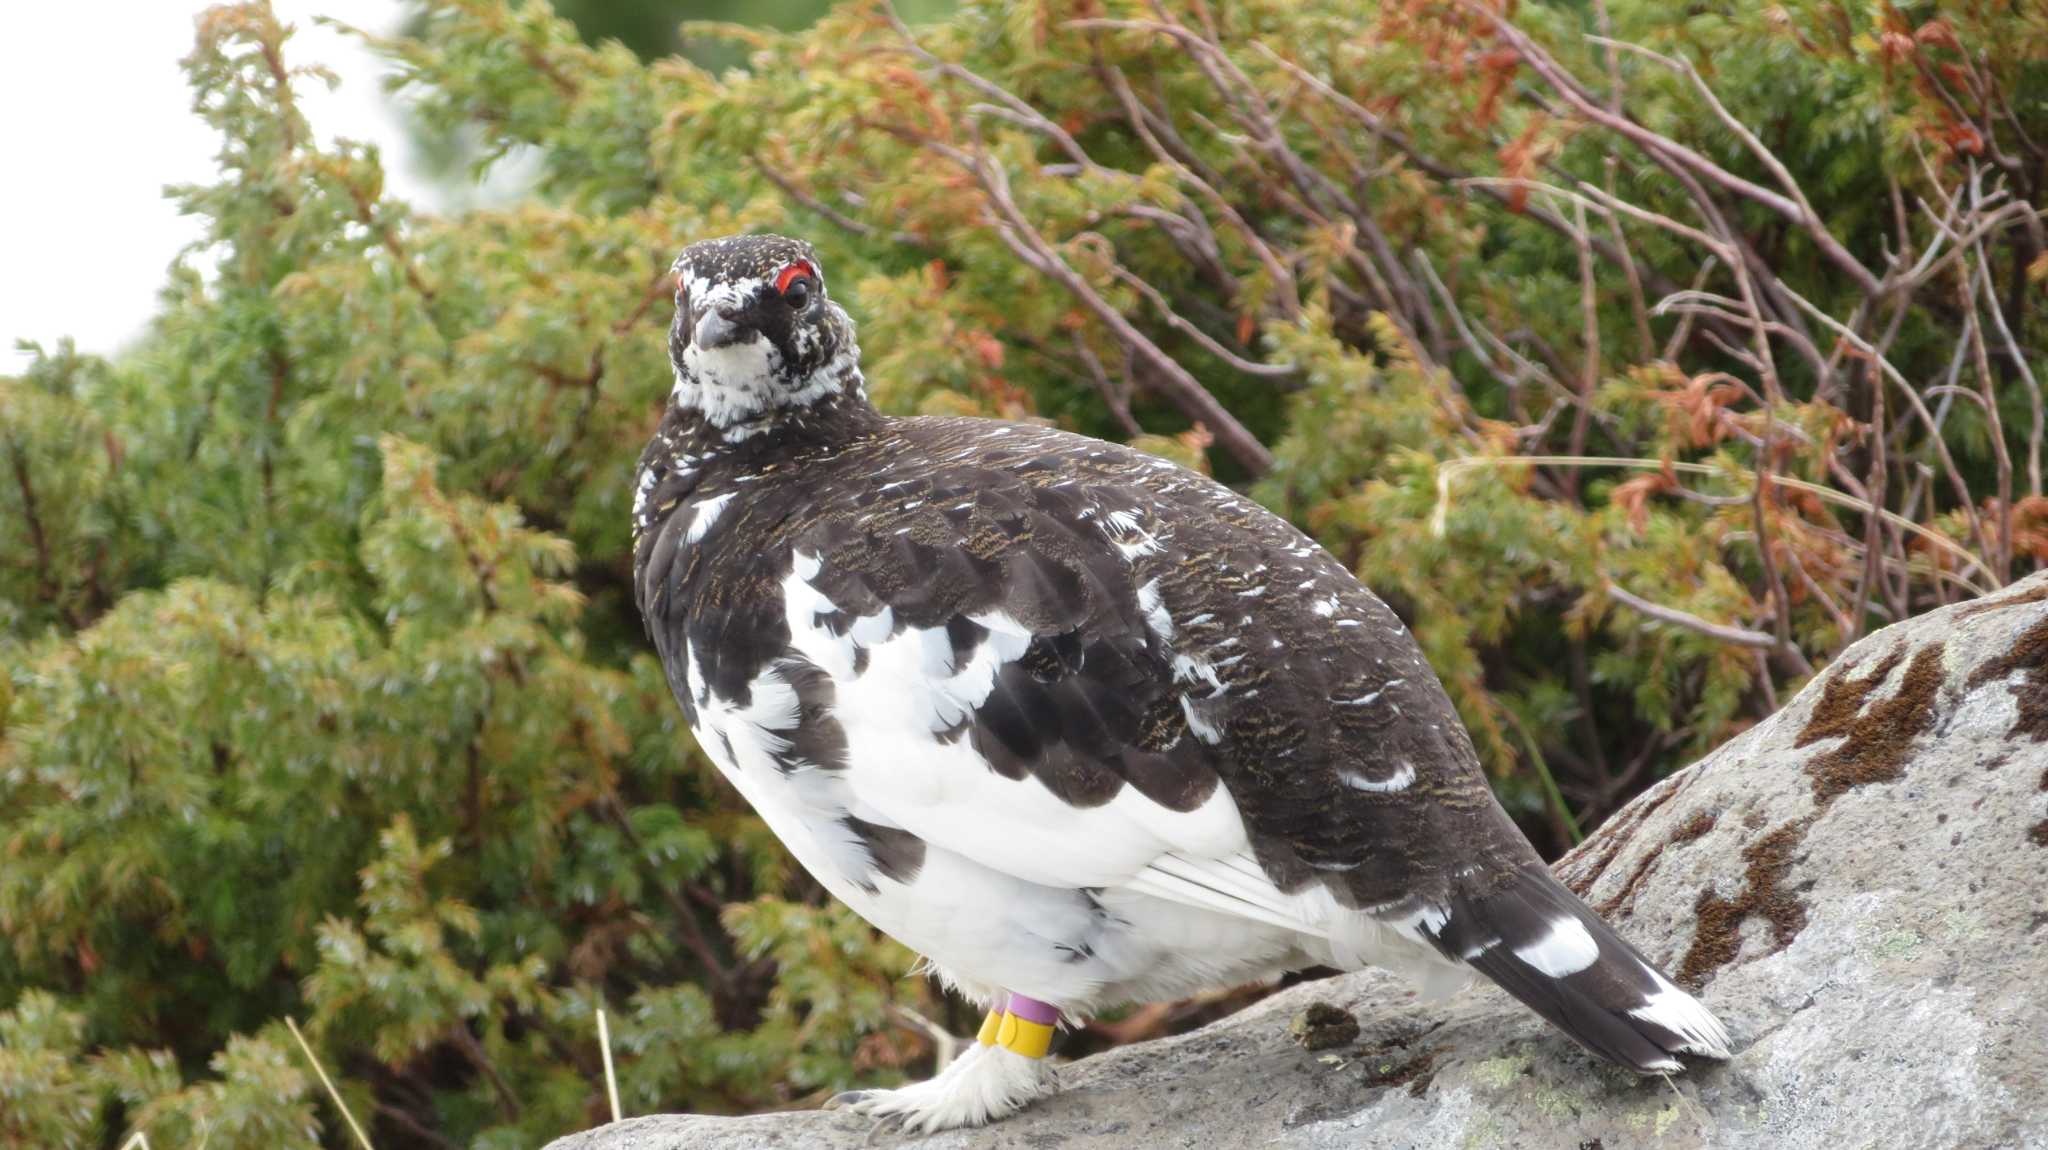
[976,1008,1002,1046]
[994,1011,1055,1059]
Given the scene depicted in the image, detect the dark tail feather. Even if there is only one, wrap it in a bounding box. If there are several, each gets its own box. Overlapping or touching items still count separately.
[1429,863,1731,1073]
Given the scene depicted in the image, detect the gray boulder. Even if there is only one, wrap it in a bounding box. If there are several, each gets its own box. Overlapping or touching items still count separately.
[549,576,2048,1150]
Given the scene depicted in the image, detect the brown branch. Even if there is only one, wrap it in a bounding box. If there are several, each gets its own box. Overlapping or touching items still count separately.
[374,1101,463,1150]
[517,40,579,100]
[418,480,505,616]
[615,266,672,337]
[345,179,436,305]
[1475,10,1881,295]
[1851,360,1888,642]
[1107,203,1239,301]
[1604,582,1779,650]
[1249,38,1758,363]
[1412,251,1516,396]
[1750,430,1798,662]
[6,433,58,609]
[1783,542,1854,646]
[1588,34,1878,298]
[1128,12,1424,338]
[256,31,299,154]
[256,341,291,599]
[1069,331,1142,438]
[1567,199,1598,498]
[597,790,736,995]
[977,174,1273,472]
[883,4,1094,170]
[1972,217,2044,498]
[1603,157,1655,361]
[1960,248,2013,583]
[1100,259,1298,380]
[447,1023,521,1121]
[751,155,926,248]
[1094,60,1299,320]
[1771,278,1997,586]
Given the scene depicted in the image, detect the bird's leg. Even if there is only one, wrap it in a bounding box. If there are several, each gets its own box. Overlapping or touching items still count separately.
[990,992,1059,1058]
[828,991,1060,1132]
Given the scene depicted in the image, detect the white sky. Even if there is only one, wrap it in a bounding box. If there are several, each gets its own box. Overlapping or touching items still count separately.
[0,1,438,363]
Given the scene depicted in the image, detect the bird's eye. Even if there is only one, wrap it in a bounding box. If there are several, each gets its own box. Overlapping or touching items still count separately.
[774,261,817,310]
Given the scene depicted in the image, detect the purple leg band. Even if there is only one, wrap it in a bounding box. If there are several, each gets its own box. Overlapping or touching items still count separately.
[1005,993,1060,1026]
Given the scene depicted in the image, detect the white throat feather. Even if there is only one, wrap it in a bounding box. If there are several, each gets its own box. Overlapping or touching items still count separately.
[672,337,866,440]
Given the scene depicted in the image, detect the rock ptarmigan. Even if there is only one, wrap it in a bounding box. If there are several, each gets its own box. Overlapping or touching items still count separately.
[631,234,1730,1131]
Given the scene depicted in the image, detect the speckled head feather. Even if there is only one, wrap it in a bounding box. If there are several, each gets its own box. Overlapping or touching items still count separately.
[667,234,863,433]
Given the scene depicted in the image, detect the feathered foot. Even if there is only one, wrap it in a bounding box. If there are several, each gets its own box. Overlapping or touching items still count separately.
[827,994,1061,1133]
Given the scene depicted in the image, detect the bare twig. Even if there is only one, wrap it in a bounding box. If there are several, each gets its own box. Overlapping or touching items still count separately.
[1852,348,1889,641]
[1070,331,1143,437]
[1588,35,1852,287]
[879,14,1276,472]
[447,1022,522,1122]
[890,1003,962,1071]
[1433,455,1990,594]
[372,1103,461,1150]
[1568,198,1599,496]
[1605,581,1779,650]
[1960,243,2013,583]
[1477,11,1880,294]
[1972,220,2044,497]
[1092,55,1302,320]
[883,4,1094,170]
[1604,157,1655,360]
[751,156,925,248]
[1766,277,1997,582]
[1101,258,1298,379]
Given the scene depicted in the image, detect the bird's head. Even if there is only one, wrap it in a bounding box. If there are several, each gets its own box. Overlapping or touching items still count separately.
[666,234,862,433]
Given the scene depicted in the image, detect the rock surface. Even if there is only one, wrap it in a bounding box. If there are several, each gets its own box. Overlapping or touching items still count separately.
[549,577,2048,1150]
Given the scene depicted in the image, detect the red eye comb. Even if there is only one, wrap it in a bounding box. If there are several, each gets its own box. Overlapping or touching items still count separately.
[775,261,816,294]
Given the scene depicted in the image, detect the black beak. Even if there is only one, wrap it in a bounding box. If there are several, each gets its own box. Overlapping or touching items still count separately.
[694,309,750,349]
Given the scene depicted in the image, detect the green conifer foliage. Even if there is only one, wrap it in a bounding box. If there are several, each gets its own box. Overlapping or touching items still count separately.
[4,1,2044,1145]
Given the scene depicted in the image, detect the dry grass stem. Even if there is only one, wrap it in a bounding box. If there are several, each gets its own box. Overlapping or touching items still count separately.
[597,1008,623,1125]
[285,1016,376,1150]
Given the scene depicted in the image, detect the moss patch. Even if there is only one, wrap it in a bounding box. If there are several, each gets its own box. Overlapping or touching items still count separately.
[1966,614,2048,743]
[2029,820,2048,848]
[1672,808,1721,843]
[1955,581,2048,618]
[1798,642,1946,803]
[1677,815,1814,987]
[1596,809,1719,916]
[1561,779,1685,897]
[1679,641,1948,987]
[1288,1001,1360,1051]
